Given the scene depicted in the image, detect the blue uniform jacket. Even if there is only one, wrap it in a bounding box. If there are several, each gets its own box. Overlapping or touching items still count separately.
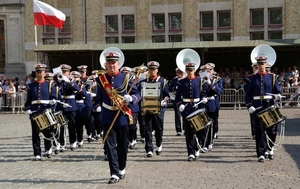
[58,81,80,111]
[25,80,56,118]
[244,72,281,110]
[95,72,141,127]
[202,77,223,112]
[139,76,169,113]
[175,77,206,117]
[75,87,88,116]
[80,76,93,108]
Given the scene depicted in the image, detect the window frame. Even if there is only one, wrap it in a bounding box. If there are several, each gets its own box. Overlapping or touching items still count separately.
[106,15,118,33]
[268,30,282,39]
[200,11,213,30]
[42,38,55,45]
[217,10,231,29]
[250,32,264,40]
[217,33,231,41]
[43,25,55,35]
[59,38,71,44]
[169,35,182,42]
[122,15,135,33]
[106,37,119,44]
[122,36,135,43]
[200,34,214,41]
[250,9,264,28]
[59,16,71,34]
[152,14,165,32]
[268,8,283,27]
[152,35,165,43]
[169,13,182,31]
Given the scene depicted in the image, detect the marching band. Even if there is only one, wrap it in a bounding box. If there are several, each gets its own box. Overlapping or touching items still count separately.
[25,45,286,183]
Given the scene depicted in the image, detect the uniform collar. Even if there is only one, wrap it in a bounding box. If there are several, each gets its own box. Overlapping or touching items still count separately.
[257,71,267,76]
[36,79,45,84]
[149,76,158,80]
[187,76,196,80]
[107,71,120,77]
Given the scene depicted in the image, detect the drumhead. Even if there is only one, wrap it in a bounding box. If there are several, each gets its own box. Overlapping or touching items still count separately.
[257,105,276,114]
[186,108,205,119]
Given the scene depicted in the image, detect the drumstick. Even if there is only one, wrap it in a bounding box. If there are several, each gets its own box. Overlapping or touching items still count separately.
[56,101,72,108]
[266,93,286,99]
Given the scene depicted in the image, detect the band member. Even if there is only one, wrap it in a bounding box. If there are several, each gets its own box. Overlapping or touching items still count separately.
[203,63,223,148]
[168,68,184,136]
[176,62,206,161]
[248,63,258,139]
[244,55,281,162]
[56,64,79,151]
[95,51,141,184]
[139,61,169,157]
[77,65,94,142]
[120,67,139,149]
[44,72,54,82]
[25,64,57,160]
[70,71,87,148]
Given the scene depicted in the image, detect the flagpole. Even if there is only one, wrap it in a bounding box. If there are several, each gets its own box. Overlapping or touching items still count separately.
[34,25,38,63]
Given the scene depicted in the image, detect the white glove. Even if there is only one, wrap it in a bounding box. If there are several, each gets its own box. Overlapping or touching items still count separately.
[25,110,32,115]
[49,99,56,105]
[207,79,211,85]
[274,94,282,100]
[161,100,167,107]
[209,96,215,100]
[61,75,70,83]
[63,104,70,108]
[248,106,256,114]
[123,94,133,103]
[201,97,208,104]
[96,106,101,112]
[91,93,96,97]
[179,104,185,112]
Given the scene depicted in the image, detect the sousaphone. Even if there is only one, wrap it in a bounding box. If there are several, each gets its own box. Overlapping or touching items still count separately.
[176,49,201,72]
[250,44,277,67]
[99,47,125,69]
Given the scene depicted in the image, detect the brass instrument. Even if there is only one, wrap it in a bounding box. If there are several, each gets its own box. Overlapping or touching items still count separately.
[99,47,125,69]
[250,44,277,67]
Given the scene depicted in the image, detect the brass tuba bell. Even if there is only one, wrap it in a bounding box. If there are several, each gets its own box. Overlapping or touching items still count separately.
[99,47,125,69]
[250,44,277,67]
[176,48,201,72]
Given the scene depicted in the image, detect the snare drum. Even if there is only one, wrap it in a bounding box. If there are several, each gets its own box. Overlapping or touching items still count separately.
[32,108,57,131]
[53,111,68,128]
[186,108,212,132]
[256,105,286,129]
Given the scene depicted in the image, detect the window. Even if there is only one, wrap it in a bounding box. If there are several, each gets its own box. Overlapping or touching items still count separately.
[59,38,71,44]
[169,13,182,30]
[217,33,231,41]
[169,35,182,42]
[218,11,231,28]
[251,9,264,27]
[106,15,118,32]
[122,37,135,43]
[200,34,214,41]
[43,38,55,45]
[122,15,134,32]
[251,32,264,40]
[153,36,165,43]
[44,25,54,34]
[269,8,282,26]
[269,31,282,39]
[201,12,213,29]
[106,37,119,44]
[153,14,165,31]
[60,17,71,33]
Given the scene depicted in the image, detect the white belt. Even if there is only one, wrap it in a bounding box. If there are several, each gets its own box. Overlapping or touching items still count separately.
[31,100,50,104]
[253,95,273,100]
[102,102,119,111]
[183,98,200,103]
[62,95,75,99]
[76,100,84,103]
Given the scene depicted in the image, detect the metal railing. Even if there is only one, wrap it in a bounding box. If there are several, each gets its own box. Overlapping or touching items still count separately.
[0,87,299,113]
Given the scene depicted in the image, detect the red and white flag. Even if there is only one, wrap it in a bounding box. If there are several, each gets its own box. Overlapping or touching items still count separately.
[33,0,66,28]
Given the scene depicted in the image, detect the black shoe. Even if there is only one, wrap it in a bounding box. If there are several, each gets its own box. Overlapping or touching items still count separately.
[156,150,161,155]
[108,177,119,184]
[268,154,274,160]
[46,154,51,159]
[70,147,75,151]
[252,135,255,140]
[54,150,59,154]
[258,156,265,163]
[119,174,125,179]
[187,156,195,161]
[146,152,153,157]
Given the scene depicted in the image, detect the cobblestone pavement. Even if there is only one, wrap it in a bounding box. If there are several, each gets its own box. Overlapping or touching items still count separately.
[0,109,299,189]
